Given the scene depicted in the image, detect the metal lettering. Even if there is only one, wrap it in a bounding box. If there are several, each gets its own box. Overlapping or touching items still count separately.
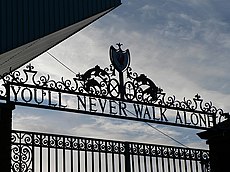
[183,111,191,125]
[109,100,117,115]
[143,106,151,119]
[58,92,67,108]
[199,113,207,127]
[89,97,97,112]
[11,86,21,101]
[191,113,199,126]
[175,111,183,124]
[34,88,45,105]
[133,104,143,118]
[77,95,86,111]
[119,101,127,116]
[21,87,33,103]
[152,106,159,120]
[48,90,57,107]
[160,108,168,122]
[98,98,107,113]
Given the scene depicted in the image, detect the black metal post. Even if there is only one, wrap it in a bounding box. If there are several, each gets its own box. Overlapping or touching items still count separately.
[0,103,15,172]
[124,142,131,172]
[198,119,230,172]
[119,71,125,100]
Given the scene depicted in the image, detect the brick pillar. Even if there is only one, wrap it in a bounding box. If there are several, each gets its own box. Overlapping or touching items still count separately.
[0,103,15,172]
[198,119,230,172]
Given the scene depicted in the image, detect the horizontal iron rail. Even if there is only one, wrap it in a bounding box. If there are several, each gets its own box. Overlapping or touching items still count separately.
[6,82,217,130]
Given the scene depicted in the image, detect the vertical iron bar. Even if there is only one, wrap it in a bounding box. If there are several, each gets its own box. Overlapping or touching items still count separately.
[143,145,147,172]
[56,136,58,172]
[167,148,171,172]
[98,141,102,172]
[131,143,135,172]
[124,142,131,172]
[144,154,147,172]
[195,152,199,172]
[5,84,10,103]
[105,141,108,172]
[119,71,125,99]
[78,138,80,172]
[184,158,188,172]
[85,142,87,172]
[40,134,43,172]
[48,135,51,172]
[112,142,115,172]
[189,150,194,172]
[19,133,22,172]
[161,155,165,172]
[32,133,35,172]
[178,150,182,172]
[70,138,73,172]
[150,155,153,172]
[118,143,121,172]
[92,140,95,172]
[155,146,159,172]
[195,160,199,172]
[137,146,141,172]
[190,160,194,172]
[63,137,66,172]
[172,148,177,172]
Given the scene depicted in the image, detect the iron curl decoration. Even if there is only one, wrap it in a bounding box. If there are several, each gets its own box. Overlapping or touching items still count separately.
[0,63,162,103]
[11,145,33,172]
[11,132,33,172]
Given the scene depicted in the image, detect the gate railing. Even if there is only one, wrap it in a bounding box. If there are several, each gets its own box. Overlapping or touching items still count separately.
[11,130,210,172]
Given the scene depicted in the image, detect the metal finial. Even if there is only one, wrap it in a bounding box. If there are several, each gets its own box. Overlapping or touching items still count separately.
[116,43,123,50]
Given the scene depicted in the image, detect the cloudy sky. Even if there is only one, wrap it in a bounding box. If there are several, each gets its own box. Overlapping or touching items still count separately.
[12,0,230,149]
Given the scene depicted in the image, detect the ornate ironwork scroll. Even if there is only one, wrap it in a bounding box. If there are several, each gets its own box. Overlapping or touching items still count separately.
[11,132,33,172]
[0,44,229,129]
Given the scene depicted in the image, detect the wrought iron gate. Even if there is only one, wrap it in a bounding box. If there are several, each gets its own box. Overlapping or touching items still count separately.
[11,130,210,172]
[1,44,224,172]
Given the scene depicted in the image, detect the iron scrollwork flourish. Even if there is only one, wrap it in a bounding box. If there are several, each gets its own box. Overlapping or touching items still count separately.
[0,44,229,123]
[11,132,33,172]
[0,63,162,103]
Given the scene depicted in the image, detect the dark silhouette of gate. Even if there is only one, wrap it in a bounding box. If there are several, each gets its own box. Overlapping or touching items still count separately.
[1,44,227,172]
[11,130,209,172]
